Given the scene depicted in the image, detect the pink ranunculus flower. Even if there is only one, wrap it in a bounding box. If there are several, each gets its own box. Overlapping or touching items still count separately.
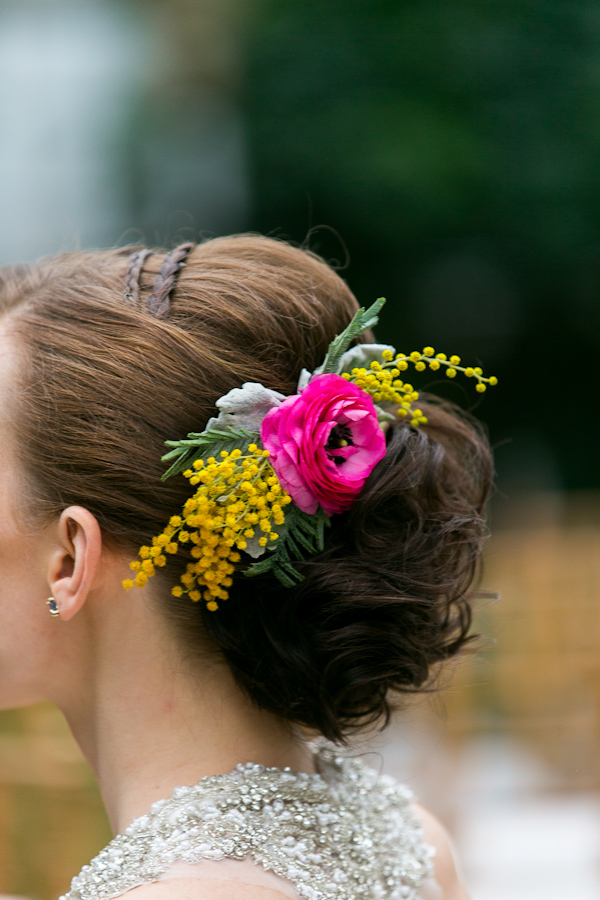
[260,373,386,516]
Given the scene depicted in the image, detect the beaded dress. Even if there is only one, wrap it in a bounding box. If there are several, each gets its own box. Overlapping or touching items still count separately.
[60,745,436,900]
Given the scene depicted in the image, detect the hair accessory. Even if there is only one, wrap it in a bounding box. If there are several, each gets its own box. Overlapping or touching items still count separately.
[46,597,59,617]
[123,249,154,303]
[147,242,196,318]
[123,298,497,609]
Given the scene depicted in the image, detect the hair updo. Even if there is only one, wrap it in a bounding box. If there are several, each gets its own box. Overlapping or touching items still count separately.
[0,235,492,742]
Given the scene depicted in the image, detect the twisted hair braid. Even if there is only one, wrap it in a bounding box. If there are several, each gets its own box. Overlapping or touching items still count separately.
[123,249,154,304]
[147,242,196,318]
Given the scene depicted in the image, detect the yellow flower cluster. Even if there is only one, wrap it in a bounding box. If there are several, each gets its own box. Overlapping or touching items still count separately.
[342,347,497,426]
[122,445,292,610]
[341,363,426,427]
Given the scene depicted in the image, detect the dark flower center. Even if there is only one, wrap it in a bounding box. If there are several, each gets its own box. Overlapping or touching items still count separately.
[326,424,354,466]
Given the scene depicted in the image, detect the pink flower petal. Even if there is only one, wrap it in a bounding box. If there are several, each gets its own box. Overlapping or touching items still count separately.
[260,373,386,516]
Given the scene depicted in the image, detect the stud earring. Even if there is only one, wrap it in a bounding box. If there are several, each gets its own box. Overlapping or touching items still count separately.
[46,597,60,617]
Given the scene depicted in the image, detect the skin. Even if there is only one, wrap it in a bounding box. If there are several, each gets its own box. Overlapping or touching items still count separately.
[0,332,468,900]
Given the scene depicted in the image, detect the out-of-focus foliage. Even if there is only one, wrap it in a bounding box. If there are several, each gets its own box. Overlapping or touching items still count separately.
[246,1,600,257]
[240,0,600,490]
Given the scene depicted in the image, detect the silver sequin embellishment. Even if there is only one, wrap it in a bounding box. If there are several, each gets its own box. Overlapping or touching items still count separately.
[60,746,434,900]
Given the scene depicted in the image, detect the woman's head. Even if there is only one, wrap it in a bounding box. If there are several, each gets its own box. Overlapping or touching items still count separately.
[0,234,493,739]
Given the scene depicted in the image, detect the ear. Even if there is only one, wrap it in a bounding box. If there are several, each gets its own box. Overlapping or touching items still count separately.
[47,506,103,621]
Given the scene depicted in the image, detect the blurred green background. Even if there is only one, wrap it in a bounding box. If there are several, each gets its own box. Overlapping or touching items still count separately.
[0,1,599,898]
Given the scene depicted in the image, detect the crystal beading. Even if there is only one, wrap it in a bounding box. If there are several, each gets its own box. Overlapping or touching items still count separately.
[60,745,434,900]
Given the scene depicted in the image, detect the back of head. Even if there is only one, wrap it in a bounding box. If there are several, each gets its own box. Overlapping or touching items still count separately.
[0,234,493,742]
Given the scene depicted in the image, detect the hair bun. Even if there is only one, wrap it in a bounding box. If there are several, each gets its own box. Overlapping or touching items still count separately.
[200,403,492,742]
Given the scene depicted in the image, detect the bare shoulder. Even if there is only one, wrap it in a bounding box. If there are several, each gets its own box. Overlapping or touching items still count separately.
[124,878,293,900]
[412,803,470,900]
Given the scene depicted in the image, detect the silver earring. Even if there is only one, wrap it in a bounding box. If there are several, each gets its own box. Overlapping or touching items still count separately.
[46,597,60,617]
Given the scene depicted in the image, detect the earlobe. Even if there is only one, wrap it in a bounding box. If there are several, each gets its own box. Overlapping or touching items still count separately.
[47,506,103,621]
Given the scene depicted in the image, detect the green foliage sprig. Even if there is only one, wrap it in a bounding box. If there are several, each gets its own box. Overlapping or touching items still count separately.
[161,426,259,481]
[319,297,386,374]
[245,505,330,587]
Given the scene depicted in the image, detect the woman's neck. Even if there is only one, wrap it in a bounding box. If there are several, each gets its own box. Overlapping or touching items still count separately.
[55,588,315,834]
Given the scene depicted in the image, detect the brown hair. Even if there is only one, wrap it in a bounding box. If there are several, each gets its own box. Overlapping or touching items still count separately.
[0,235,493,741]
